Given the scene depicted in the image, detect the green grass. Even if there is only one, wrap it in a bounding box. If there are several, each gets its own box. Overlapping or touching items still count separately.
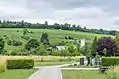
[35,61,72,66]
[62,70,108,79]
[0,69,36,79]
[62,65,96,68]
[0,28,112,52]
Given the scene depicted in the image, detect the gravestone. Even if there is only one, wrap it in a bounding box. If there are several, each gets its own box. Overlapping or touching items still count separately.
[80,57,84,66]
[87,57,90,66]
[94,58,101,67]
[87,57,93,66]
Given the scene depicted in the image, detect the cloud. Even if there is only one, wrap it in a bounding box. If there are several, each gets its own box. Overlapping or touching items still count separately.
[0,0,119,30]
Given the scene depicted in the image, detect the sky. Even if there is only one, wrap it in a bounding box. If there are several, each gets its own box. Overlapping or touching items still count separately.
[0,0,119,30]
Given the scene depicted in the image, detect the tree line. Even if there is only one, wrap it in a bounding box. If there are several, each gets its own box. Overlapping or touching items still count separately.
[0,20,118,35]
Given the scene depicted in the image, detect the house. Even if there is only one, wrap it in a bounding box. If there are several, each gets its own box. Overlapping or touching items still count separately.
[55,46,66,51]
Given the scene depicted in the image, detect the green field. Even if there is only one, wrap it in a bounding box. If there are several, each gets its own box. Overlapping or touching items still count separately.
[0,28,113,52]
[0,69,36,79]
[62,70,108,79]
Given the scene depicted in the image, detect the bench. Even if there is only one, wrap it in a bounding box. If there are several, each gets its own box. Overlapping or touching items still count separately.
[99,67,110,73]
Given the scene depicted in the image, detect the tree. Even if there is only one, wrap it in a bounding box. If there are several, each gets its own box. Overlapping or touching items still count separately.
[40,33,49,45]
[0,38,5,54]
[91,36,98,57]
[114,35,119,55]
[97,37,117,56]
[35,43,47,55]
[84,42,91,57]
[45,21,48,25]
[59,49,69,56]
[66,42,75,53]
[25,39,40,51]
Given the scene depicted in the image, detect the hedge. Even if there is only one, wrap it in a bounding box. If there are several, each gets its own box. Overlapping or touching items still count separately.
[7,59,34,69]
[102,57,119,66]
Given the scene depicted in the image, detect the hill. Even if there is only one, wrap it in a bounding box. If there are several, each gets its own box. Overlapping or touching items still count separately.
[0,28,113,52]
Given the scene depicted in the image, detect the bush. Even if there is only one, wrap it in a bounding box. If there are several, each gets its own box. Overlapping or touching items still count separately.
[7,59,34,69]
[12,40,23,46]
[7,40,23,46]
[102,57,119,66]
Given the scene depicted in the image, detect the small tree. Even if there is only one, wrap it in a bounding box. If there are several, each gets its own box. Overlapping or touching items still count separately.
[0,38,5,54]
[66,42,75,53]
[91,36,98,57]
[35,43,47,55]
[23,29,28,36]
[97,37,117,56]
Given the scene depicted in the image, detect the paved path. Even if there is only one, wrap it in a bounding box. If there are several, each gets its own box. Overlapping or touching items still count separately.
[28,66,62,79]
[28,62,99,79]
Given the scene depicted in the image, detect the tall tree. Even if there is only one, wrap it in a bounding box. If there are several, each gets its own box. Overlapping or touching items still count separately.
[45,21,48,25]
[115,35,119,55]
[40,33,49,45]
[91,36,98,57]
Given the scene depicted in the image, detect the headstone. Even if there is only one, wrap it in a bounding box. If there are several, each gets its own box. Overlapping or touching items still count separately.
[80,57,84,66]
[87,57,93,66]
[94,58,101,67]
[87,57,90,66]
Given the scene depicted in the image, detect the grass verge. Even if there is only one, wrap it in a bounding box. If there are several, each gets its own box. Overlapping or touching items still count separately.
[62,70,108,79]
[0,69,36,79]
[62,65,96,68]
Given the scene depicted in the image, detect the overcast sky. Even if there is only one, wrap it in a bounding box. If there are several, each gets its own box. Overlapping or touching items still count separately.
[0,0,119,30]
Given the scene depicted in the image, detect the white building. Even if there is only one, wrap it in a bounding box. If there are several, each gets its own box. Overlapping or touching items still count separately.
[80,38,85,48]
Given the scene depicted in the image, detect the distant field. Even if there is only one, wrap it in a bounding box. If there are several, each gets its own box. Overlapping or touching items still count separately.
[0,28,113,51]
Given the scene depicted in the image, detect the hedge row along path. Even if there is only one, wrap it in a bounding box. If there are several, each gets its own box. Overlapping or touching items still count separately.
[28,66,62,79]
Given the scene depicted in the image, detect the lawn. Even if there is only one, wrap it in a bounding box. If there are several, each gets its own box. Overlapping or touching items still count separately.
[62,65,96,68]
[0,69,36,79]
[35,61,73,66]
[62,70,108,79]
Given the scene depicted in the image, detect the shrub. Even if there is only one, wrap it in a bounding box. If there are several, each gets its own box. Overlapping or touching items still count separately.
[12,40,23,46]
[7,40,23,46]
[21,36,30,40]
[7,59,34,69]
[102,57,119,66]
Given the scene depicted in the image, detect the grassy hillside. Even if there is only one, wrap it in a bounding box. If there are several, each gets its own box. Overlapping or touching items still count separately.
[0,28,113,51]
